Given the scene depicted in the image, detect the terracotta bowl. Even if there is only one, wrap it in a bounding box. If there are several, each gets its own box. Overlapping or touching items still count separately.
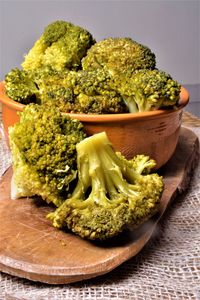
[0,81,189,169]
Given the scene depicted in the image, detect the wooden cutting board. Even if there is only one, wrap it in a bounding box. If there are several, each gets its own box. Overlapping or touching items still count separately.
[0,127,199,285]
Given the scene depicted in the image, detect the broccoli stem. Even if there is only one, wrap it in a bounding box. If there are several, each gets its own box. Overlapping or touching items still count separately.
[48,131,164,239]
[120,86,158,113]
[75,132,140,205]
[122,95,139,113]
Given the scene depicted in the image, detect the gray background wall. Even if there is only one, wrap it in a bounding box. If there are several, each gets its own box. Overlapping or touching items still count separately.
[0,0,199,110]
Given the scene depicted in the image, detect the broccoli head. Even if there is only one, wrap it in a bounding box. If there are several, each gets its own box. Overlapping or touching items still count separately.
[39,84,74,113]
[73,93,128,114]
[21,20,95,72]
[82,37,156,76]
[116,69,181,113]
[35,68,128,114]
[48,132,164,240]
[4,68,39,104]
[66,69,128,114]
[9,104,86,206]
[32,67,75,111]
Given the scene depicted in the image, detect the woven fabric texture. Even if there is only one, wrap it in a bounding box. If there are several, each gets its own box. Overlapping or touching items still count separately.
[0,124,200,300]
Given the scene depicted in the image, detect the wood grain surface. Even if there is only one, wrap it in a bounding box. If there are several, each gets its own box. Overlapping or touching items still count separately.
[0,127,199,285]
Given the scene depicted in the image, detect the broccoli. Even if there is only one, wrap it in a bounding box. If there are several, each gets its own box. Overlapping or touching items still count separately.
[4,66,72,107]
[4,68,39,104]
[116,152,157,174]
[9,104,86,206]
[66,69,128,114]
[82,37,156,76]
[33,67,75,111]
[35,68,128,114]
[21,20,95,72]
[115,69,181,113]
[4,67,127,113]
[48,132,164,240]
[39,84,75,113]
[5,26,181,115]
[73,93,128,114]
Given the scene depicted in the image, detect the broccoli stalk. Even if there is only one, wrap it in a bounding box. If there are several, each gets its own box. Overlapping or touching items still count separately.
[48,132,164,240]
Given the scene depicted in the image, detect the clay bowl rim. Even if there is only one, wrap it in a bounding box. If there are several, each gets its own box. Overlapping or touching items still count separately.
[0,81,189,122]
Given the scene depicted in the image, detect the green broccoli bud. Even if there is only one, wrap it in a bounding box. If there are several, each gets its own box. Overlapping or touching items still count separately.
[32,67,75,111]
[9,104,86,206]
[116,69,181,113]
[48,132,164,240]
[22,20,95,72]
[116,153,157,175]
[64,69,129,114]
[36,68,128,114]
[74,93,128,114]
[67,69,115,96]
[82,37,156,76]
[42,20,70,45]
[41,86,74,112]
[5,68,39,104]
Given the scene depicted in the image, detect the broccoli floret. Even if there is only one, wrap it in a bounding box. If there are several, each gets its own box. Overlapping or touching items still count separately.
[32,66,68,84]
[116,153,157,175]
[67,69,115,96]
[40,85,75,112]
[35,68,128,114]
[73,93,128,114]
[82,37,156,76]
[66,69,128,114]
[48,132,164,240]
[32,67,75,111]
[5,68,39,104]
[116,69,181,113]
[9,104,86,206]
[4,66,73,107]
[21,20,95,72]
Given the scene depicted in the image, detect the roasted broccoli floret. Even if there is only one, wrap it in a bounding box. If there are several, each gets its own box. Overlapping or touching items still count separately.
[116,69,181,113]
[48,132,164,240]
[5,68,39,104]
[22,20,95,72]
[9,104,86,206]
[82,37,156,76]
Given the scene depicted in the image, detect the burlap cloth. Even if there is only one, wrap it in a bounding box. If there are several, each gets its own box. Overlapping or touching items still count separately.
[0,112,199,300]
